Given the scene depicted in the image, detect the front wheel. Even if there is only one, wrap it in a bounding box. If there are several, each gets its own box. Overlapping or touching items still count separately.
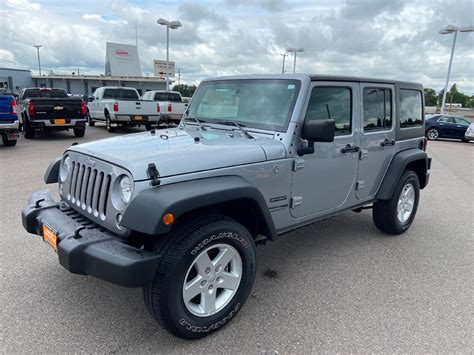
[373,170,420,235]
[426,128,439,140]
[143,215,256,339]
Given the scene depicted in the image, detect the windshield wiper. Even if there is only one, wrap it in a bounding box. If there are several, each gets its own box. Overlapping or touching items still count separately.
[184,117,207,131]
[216,120,254,139]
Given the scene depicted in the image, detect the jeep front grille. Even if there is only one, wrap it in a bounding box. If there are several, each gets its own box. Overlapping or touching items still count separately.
[66,162,112,219]
[59,151,132,235]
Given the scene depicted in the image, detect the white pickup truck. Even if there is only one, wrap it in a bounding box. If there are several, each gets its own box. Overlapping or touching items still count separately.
[87,87,160,132]
[141,90,188,124]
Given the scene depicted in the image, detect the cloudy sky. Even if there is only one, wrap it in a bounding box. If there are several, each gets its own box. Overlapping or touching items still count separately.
[1,0,473,93]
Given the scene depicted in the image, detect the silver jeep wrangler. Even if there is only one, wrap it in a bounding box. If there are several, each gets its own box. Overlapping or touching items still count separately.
[22,74,431,339]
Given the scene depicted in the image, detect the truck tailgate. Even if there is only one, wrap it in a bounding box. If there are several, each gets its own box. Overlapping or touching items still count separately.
[117,100,158,115]
[31,98,84,119]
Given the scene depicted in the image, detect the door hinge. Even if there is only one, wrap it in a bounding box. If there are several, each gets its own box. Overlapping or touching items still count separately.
[290,196,303,208]
[356,181,365,191]
[359,149,368,160]
[293,158,305,171]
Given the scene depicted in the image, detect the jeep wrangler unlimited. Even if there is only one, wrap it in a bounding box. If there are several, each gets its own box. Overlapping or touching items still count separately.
[22,75,431,339]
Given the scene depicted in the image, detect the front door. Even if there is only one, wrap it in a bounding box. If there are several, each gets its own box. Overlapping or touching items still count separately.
[357,83,396,200]
[290,82,360,218]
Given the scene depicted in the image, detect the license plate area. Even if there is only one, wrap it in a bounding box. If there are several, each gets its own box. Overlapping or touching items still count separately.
[135,115,143,120]
[42,223,58,251]
[54,119,66,124]
[7,133,18,140]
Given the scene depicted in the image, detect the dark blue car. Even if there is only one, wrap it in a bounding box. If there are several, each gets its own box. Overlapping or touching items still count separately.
[425,114,471,142]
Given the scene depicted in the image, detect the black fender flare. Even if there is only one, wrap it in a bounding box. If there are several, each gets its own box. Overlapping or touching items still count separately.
[120,176,277,239]
[44,157,61,184]
[376,149,430,200]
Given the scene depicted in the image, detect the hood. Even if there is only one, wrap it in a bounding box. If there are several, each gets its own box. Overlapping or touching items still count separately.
[69,127,286,180]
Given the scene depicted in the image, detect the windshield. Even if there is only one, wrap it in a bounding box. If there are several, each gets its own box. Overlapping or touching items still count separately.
[187,79,301,131]
[103,89,139,100]
[24,89,68,99]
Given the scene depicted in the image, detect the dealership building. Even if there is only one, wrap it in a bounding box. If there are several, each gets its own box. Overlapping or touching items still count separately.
[0,42,169,96]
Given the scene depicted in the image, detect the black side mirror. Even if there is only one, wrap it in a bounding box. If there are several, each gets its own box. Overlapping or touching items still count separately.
[88,96,94,102]
[298,119,335,156]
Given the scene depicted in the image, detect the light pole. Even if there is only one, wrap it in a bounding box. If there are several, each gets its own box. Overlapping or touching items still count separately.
[33,45,42,76]
[439,25,474,113]
[280,53,287,73]
[157,18,182,92]
[286,48,304,73]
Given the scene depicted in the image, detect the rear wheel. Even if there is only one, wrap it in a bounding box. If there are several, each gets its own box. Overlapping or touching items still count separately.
[373,170,420,235]
[73,127,85,137]
[105,113,116,133]
[145,124,153,131]
[426,128,439,140]
[2,133,17,146]
[87,111,95,127]
[23,120,35,139]
[143,214,256,339]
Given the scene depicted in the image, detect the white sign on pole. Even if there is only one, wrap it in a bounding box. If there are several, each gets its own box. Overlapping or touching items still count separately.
[154,60,175,77]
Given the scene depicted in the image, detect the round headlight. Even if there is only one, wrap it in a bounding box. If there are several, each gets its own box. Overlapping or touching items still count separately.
[59,155,72,182]
[119,176,133,204]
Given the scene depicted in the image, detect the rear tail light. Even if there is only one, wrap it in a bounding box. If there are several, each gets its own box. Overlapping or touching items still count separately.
[113,102,119,112]
[80,100,87,115]
[10,99,16,114]
[28,101,36,117]
[168,103,172,112]
[156,103,160,113]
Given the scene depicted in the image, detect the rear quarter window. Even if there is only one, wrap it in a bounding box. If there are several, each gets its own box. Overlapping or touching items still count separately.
[399,89,423,128]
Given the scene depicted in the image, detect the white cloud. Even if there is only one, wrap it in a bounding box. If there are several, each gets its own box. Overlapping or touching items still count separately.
[1,0,473,93]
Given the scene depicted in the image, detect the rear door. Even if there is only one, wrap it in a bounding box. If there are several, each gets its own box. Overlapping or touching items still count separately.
[290,81,360,218]
[357,83,396,200]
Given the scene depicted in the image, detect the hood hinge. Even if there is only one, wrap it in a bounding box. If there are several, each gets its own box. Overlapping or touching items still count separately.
[147,163,160,186]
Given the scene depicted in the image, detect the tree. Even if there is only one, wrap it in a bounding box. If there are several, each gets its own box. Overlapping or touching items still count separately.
[424,88,437,106]
[172,84,197,97]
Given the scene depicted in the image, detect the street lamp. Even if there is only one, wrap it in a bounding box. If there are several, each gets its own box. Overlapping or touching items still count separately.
[286,48,304,74]
[439,25,474,113]
[157,18,182,92]
[33,45,42,76]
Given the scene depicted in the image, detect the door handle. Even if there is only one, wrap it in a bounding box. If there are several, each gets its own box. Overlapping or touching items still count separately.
[380,138,395,147]
[341,144,359,153]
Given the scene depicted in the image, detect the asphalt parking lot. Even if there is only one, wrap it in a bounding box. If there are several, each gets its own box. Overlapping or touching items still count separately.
[1,126,473,353]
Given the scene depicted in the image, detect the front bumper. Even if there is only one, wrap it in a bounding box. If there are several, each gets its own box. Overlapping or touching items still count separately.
[21,189,160,288]
[464,134,474,141]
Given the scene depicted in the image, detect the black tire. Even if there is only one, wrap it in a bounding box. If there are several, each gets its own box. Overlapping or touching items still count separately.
[23,120,35,139]
[2,133,17,146]
[461,138,469,143]
[73,127,85,137]
[87,112,95,127]
[105,113,116,133]
[145,124,153,131]
[143,214,256,339]
[426,128,439,141]
[373,170,420,235]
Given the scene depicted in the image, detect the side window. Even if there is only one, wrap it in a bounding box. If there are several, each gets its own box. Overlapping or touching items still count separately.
[438,116,454,123]
[363,88,392,131]
[454,117,469,125]
[305,87,352,136]
[399,89,423,128]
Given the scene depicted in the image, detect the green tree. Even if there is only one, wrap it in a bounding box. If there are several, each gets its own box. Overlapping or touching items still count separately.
[172,84,197,97]
[424,88,437,106]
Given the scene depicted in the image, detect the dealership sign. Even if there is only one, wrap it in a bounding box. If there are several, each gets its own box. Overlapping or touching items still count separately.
[105,42,141,76]
[154,60,175,77]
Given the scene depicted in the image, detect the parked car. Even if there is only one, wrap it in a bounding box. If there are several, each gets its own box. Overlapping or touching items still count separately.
[22,74,431,339]
[0,94,19,146]
[17,88,87,139]
[141,90,188,124]
[425,114,471,142]
[87,87,160,132]
[464,123,474,142]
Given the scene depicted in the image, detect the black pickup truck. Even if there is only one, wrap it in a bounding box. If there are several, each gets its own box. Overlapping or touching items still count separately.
[18,88,87,139]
